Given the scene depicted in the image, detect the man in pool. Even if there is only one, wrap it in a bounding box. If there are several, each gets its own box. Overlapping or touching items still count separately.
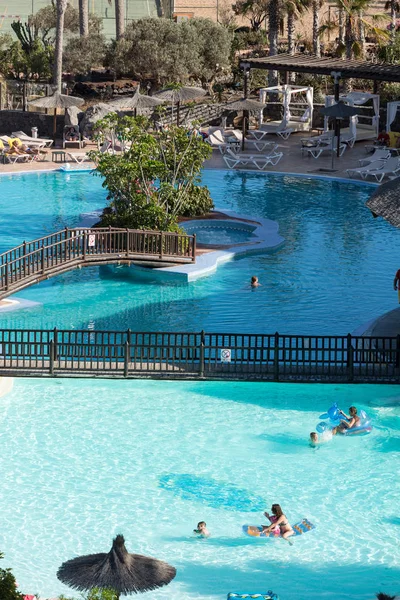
[251,276,261,288]
[332,406,360,434]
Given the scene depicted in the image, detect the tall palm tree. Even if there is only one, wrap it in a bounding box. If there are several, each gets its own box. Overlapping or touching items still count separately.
[286,0,310,54]
[115,0,125,39]
[268,0,281,85]
[385,0,400,40]
[79,0,89,37]
[336,0,389,59]
[312,0,323,55]
[54,0,68,91]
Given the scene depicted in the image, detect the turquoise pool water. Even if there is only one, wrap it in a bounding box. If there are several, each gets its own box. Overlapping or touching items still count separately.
[0,170,399,334]
[182,222,256,245]
[0,379,399,599]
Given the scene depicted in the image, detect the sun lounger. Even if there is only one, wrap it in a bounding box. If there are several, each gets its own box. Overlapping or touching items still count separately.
[12,131,53,147]
[259,123,293,139]
[228,130,278,153]
[1,151,35,164]
[223,148,283,170]
[67,152,90,164]
[303,140,346,159]
[362,157,400,182]
[358,148,391,167]
[346,159,387,179]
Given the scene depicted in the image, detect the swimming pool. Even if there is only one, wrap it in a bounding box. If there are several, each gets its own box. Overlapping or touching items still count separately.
[1,169,399,335]
[0,378,399,599]
[181,220,257,246]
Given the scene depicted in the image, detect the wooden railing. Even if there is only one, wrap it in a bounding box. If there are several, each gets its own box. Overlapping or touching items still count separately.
[0,329,399,382]
[0,227,196,299]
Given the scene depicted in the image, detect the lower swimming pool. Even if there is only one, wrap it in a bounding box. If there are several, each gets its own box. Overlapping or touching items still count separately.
[0,379,398,599]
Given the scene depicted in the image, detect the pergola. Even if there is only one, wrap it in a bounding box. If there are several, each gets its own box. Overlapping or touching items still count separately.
[240,54,400,85]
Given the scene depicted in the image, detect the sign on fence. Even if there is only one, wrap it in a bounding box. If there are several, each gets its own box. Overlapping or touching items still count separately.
[221,348,231,363]
[88,234,96,247]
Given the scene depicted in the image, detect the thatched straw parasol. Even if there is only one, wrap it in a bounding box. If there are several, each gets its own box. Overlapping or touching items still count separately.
[366,177,400,228]
[57,534,176,599]
[224,97,267,150]
[111,85,165,116]
[28,92,84,138]
[154,85,206,125]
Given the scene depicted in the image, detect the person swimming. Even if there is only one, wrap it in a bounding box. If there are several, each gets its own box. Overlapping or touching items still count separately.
[193,521,210,538]
[251,276,261,288]
[309,432,319,447]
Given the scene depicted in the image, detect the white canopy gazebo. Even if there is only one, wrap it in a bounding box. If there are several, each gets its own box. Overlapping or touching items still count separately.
[386,101,400,132]
[324,92,380,141]
[258,84,313,132]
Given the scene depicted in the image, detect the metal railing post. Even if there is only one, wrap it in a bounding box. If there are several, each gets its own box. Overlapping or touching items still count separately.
[124,341,129,377]
[49,339,55,375]
[274,331,280,381]
[53,327,58,363]
[199,330,205,377]
[160,232,163,259]
[347,333,354,382]
[126,228,129,257]
[4,265,8,291]
[41,245,45,274]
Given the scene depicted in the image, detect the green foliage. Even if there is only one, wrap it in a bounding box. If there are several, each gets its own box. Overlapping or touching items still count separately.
[110,17,232,86]
[232,0,270,31]
[377,31,400,62]
[380,82,400,104]
[9,22,53,79]
[91,115,213,231]
[63,35,107,75]
[29,2,102,45]
[85,587,119,600]
[0,552,23,600]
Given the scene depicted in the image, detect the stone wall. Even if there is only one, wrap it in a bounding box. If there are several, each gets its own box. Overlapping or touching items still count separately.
[0,110,64,138]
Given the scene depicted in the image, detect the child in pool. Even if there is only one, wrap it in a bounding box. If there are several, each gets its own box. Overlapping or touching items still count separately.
[193,521,210,538]
[309,432,319,447]
[251,276,261,287]
[310,430,333,447]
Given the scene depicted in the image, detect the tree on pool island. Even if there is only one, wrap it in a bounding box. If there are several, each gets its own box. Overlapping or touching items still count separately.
[0,551,23,600]
[91,115,213,232]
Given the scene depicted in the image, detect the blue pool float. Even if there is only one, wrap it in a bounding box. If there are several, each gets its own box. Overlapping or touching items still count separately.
[316,403,372,436]
[227,593,279,600]
[243,518,315,538]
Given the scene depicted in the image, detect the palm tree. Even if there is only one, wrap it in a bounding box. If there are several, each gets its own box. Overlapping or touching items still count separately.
[115,0,125,39]
[79,0,89,37]
[312,0,323,55]
[268,0,281,85]
[54,0,68,91]
[336,0,389,59]
[385,0,400,40]
[285,0,310,54]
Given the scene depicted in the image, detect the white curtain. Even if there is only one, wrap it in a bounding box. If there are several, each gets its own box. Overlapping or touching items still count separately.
[259,88,267,125]
[283,86,292,125]
[386,101,399,132]
[301,87,314,124]
[372,95,380,135]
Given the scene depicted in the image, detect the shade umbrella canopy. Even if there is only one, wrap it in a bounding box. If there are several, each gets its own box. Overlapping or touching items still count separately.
[320,101,360,163]
[28,92,84,110]
[28,92,84,138]
[154,86,206,104]
[111,86,165,112]
[224,98,266,112]
[366,177,400,228]
[225,98,267,150]
[320,101,360,119]
[57,534,176,597]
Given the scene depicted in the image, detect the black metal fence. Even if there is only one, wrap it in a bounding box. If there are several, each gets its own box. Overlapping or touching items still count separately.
[0,329,399,382]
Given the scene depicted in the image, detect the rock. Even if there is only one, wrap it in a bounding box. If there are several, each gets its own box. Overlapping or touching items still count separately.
[80,103,117,139]
[65,105,83,127]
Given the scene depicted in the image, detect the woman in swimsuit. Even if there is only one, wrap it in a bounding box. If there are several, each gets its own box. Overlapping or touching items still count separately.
[262,504,294,543]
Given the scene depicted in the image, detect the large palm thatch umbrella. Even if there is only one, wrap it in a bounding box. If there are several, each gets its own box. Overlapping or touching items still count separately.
[57,534,176,599]
[28,92,84,138]
[154,85,206,125]
[366,177,400,228]
[111,85,165,117]
[224,98,267,150]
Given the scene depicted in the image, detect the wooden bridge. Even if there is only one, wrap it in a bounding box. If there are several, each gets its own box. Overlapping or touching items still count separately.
[0,227,196,300]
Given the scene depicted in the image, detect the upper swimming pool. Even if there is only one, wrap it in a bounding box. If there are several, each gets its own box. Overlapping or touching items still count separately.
[0,169,398,334]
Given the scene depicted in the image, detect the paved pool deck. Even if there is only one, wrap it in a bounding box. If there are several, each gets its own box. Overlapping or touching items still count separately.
[0,132,381,181]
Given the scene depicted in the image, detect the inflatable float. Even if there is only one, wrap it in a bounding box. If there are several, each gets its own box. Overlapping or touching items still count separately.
[227,593,279,600]
[243,518,315,538]
[316,403,372,436]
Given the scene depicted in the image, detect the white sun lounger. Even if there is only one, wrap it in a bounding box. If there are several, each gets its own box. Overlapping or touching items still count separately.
[303,141,347,159]
[223,148,283,170]
[229,131,278,153]
[12,131,53,147]
[362,157,400,182]
[346,159,387,179]
[1,151,35,164]
[259,123,293,140]
[358,148,391,167]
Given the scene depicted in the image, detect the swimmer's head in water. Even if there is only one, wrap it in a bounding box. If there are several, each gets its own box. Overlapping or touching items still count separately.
[251,276,258,284]
[197,521,206,529]
[310,432,318,443]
